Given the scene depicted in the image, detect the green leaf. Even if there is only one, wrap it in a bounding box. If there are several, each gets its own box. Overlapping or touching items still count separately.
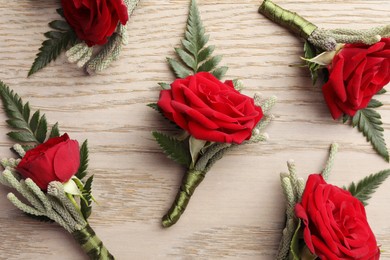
[168,0,228,77]
[347,170,390,206]
[0,83,55,144]
[49,122,60,138]
[80,175,94,220]
[167,58,192,78]
[147,103,159,111]
[7,132,37,143]
[376,89,387,95]
[367,99,382,109]
[342,114,350,124]
[0,82,49,144]
[303,41,322,85]
[211,66,228,80]
[352,108,389,161]
[158,82,171,90]
[30,111,40,133]
[76,140,89,180]
[290,219,302,260]
[28,19,77,76]
[49,20,71,31]
[36,115,48,143]
[152,131,191,167]
[198,55,222,72]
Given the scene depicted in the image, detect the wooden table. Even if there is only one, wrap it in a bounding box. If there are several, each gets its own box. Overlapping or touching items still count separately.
[0,0,389,259]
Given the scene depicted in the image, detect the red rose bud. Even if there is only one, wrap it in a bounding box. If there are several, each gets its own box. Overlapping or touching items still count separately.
[61,0,129,46]
[16,134,80,191]
[322,38,390,119]
[295,174,380,260]
[157,72,263,144]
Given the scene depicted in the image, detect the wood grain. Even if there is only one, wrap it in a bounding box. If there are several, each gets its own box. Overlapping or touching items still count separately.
[0,0,389,259]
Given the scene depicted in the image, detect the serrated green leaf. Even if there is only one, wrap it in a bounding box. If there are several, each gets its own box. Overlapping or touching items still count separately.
[30,111,40,133]
[36,115,48,143]
[28,19,77,76]
[211,66,228,80]
[158,82,171,90]
[0,82,42,144]
[49,20,71,31]
[56,8,64,18]
[49,122,60,138]
[152,131,191,167]
[376,89,387,95]
[175,48,196,70]
[352,108,389,161]
[198,45,215,62]
[198,55,222,72]
[6,119,29,131]
[303,41,322,85]
[76,140,89,180]
[80,175,94,220]
[167,58,192,78]
[347,169,390,206]
[22,103,30,122]
[367,99,382,108]
[147,103,159,111]
[168,0,228,77]
[342,114,350,124]
[7,132,37,143]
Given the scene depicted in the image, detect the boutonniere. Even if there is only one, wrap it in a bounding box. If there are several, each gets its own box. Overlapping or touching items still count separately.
[29,0,140,76]
[0,82,114,259]
[151,0,276,228]
[277,143,389,259]
[259,0,390,161]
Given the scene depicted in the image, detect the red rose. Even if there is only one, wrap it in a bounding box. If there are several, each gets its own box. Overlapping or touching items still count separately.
[61,0,129,46]
[157,72,263,144]
[295,174,380,260]
[16,134,80,190]
[322,38,390,119]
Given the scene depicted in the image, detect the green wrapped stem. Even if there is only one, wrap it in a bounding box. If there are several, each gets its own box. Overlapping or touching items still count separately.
[72,224,115,260]
[162,169,206,227]
[259,0,317,40]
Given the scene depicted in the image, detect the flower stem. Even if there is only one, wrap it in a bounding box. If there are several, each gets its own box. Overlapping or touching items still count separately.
[259,0,317,40]
[162,169,206,227]
[72,224,115,260]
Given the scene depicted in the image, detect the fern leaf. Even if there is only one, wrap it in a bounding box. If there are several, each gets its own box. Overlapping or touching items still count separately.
[152,131,191,167]
[352,108,389,161]
[28,20,77,76]
[49,122,60,138]
[76,140,89,180]
[0,82,61,146]
[80,175,94,220]
[347,170,390,205]
[168,0,227,77]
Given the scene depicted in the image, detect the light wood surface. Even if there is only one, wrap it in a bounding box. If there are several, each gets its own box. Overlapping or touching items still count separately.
[0,0,389,259]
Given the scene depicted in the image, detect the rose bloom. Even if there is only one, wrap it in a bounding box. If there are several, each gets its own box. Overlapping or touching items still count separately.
[295,174,380,260]
[157,72,263,144]
[16,134,80,190]
[322,38,390,119]
[61,0,129,46]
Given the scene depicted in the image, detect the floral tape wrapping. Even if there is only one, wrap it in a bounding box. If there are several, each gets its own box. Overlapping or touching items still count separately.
[72,224,115,260]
